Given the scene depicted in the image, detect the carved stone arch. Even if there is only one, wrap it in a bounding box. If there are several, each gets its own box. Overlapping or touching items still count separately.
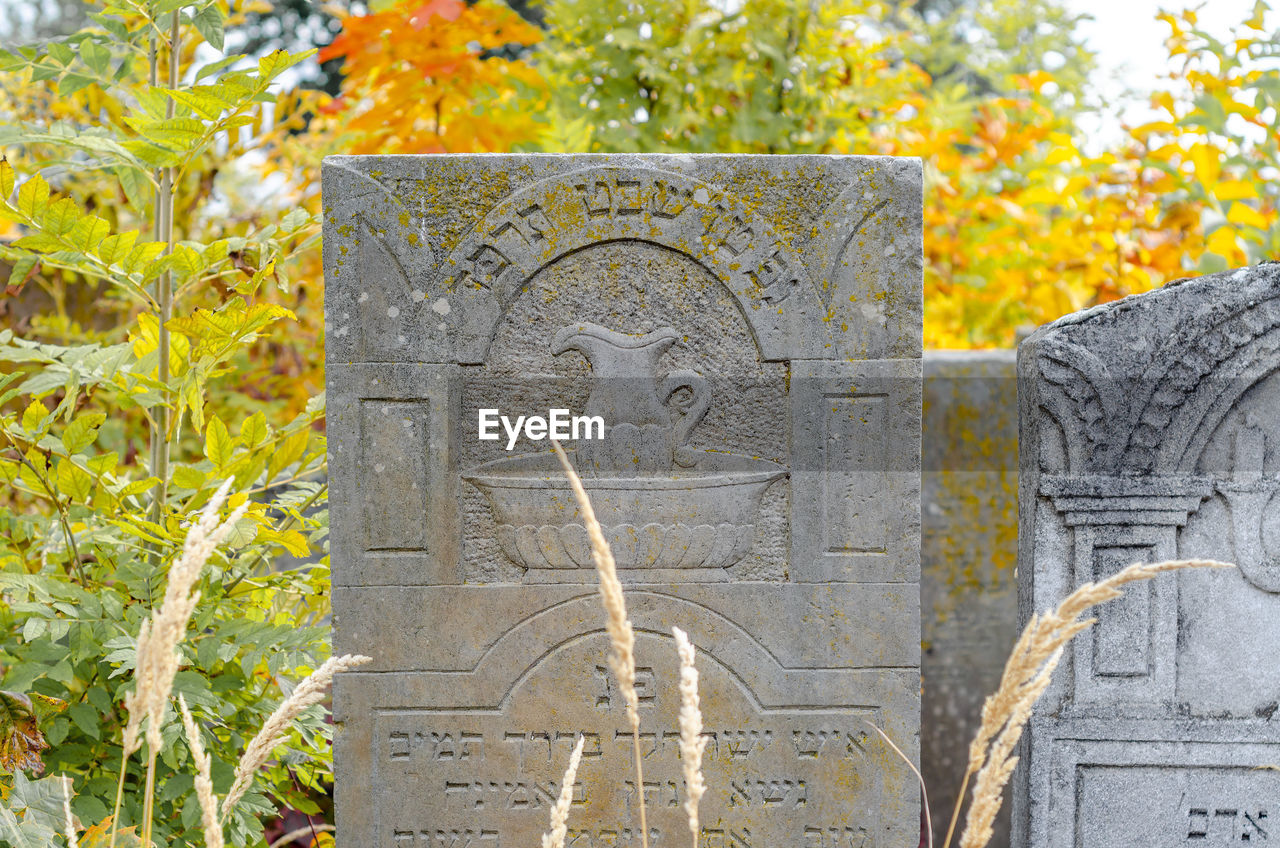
[440,165,832,363]
[1116,296,1280,472]
[457,592,811,710]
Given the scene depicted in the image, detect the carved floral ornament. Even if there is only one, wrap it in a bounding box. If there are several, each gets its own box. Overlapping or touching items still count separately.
[1033,293,1280,594]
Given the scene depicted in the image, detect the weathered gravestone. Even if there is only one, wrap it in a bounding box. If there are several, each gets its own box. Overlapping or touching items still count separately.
[1016,264,1280,848]
[921,351,1018,848]
[324,155,924,848]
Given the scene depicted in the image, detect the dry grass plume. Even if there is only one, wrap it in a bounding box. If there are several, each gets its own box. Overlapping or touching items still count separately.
[541,734,587,848]
[673,626,707,848]
[179,695,224,848]
[552,440,648,848]
[223,652,371,816]
[950,558,1234,848]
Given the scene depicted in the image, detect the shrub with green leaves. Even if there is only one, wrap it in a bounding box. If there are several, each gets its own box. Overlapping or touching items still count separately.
[0,1,331,845]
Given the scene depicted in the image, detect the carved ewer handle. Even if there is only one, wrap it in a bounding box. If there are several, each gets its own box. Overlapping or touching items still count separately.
[661,369,710,468]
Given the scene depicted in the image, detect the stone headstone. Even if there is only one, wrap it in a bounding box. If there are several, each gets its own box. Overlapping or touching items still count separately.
[324,154,923,848]
[921,351,1018,848]
[1015,265,1280,848]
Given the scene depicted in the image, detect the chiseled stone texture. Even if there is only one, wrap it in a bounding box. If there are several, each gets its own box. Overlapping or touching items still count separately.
[921,351,1017,848]
[1016,264,1280,848]
[323,155,923,848]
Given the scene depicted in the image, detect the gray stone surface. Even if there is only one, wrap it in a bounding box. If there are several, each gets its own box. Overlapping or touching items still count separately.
[921,351,1018,848]
[323,154,924,848]
[1015,264,1280,848]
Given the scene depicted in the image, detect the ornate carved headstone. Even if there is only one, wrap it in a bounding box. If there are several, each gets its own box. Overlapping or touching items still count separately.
[921,351,1018,848]
[324,155,923,848]
[1016,265,1280,848]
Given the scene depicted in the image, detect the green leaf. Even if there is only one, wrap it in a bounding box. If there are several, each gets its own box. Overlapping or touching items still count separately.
[98,230,139,265]
[194,53,245,82]
[11,234,63,253]
[267,427,309,481]
[86,451,118,476]
[67,702,100,740]
[191,4,226,51]
[79,39,110,75]
[205,416,232,468]
[46,41,74,66]
[16,172,51,221]
[164,88,226,121]
[58,73,95,96]
[171,464,207,489]
[8,255,37,287]
[240,411,268,448]
[43,196,80,236]
[61,412,106,453]
[257,48,316,82]
[68,214,110,251]
[115,166,149,215]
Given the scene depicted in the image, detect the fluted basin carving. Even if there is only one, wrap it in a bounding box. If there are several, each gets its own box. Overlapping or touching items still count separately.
[462,321,787,580]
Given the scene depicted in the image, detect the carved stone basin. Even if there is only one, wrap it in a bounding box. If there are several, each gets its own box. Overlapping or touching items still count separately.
[462,448,785,579]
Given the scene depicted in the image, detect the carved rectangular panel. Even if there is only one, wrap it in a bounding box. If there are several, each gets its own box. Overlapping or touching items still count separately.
[360,400,431,551]
[1090,544,1155,677]
[1026,736,1280,848]
[790,359,921,583]
[329,363,459,586]
[822,394,889,555]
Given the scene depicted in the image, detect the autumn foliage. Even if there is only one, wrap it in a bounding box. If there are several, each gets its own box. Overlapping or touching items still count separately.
[317,0,544,154]
[317,0,1280,347]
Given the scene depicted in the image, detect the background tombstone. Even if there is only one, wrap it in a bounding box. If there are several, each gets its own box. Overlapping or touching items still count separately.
[921,350,1018,848]
[1016,264,1280,848]
[323,154,923,848]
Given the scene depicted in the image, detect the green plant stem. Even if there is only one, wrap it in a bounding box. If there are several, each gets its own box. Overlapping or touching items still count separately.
[140,750,158,847]
[0,436,85,583]
[147,10,180,534]
[108,744,129,848]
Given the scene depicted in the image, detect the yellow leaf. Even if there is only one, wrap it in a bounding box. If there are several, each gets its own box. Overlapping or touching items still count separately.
[1188,143,1221,187]
[1227,202,1269,230]
[0,158,13,199]
[1214,180,1258,202]
[205,416,233,468]
[1207,226,1241,257]
[21,399,49,434]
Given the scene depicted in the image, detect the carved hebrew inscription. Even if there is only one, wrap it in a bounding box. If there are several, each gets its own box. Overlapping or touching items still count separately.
[374,635,881,848]
[446,168,814,316]
[1076,765,1280,848]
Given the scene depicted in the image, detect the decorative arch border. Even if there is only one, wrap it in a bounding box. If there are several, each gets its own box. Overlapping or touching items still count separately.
[405,591,885,712]
[440,166,833,363]
[1119,296,1280,472]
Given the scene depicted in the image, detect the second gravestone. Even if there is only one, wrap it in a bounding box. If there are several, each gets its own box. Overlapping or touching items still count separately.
[324,154,923,848]
[1017,265,1280,848]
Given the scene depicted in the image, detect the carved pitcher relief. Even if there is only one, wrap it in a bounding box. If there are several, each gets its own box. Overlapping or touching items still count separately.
[462,321,787,580]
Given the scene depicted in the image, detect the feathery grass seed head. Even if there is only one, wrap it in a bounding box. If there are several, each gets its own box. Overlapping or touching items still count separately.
[123,480,248,756]
[223,653,371,816]
[673,627,707,846]
[542,735,586,848]
[179,695,224,848]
